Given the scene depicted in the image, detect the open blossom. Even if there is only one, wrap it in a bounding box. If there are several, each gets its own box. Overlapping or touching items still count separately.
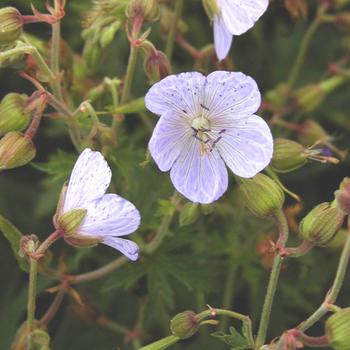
[211,0,269,60]
[145,71,273,204]
[55,148,141,261]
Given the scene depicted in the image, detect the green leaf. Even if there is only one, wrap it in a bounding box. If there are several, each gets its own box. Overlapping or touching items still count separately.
[211,327,249,349]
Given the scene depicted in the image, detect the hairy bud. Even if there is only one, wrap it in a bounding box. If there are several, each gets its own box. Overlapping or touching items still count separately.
[297,120,329,146]
[335,178,350,215]
[126,0,159,22]
[144,48,171,83]
[326,308,350,350]
[170,311,200,339]
[0,7,23,46]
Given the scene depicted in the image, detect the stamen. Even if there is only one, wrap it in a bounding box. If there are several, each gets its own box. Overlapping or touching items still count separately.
[200,103,209,111]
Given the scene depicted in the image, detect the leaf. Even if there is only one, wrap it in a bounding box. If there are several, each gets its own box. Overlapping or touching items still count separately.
[211,327,249,349]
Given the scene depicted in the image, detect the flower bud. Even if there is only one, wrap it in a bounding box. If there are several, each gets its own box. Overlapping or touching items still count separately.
[57,209,87,236]
[179,202,199,227]
[170,311,200,339]
[144,48,171,83]
[0,131,36,170]
[299,202,345,246]
[0,93,31,135]
[202,0,220,20]
[294,76,345,113]
[297,120,329,146]
[326,308,350,350]
[19,234,39,258]
[237,174,285,217]
[335,178,350,215]
[0,7,23,46]
[126,0,159,22]
[271,138,307,173]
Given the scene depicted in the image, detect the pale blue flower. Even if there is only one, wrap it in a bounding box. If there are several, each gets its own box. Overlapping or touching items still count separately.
[61,148,141,261]
[213,0,269,60]
[145,71,273,204]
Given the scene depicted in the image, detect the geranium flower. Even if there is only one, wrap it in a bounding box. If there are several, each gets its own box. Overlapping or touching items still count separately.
[145,71,273,204]
[56,148,141,261]
[211,0,269,60]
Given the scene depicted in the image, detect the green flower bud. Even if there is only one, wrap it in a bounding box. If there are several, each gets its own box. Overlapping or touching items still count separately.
[299,202,345,246]
[170,311,200,339]
[57,209,87,236]
[202,0,220,20]
[0,131,36,170]
[0,7,23,46]
[126,0,159,22]
[0,93,31,135]
[294,76,345,113]
[179,202,199,227]
[297,120,329,146]
[326,308,350,350]
[271,138,307,173]
[144,48,171,83]
[237,174,285,217]
[99,21,121,48]
[335,177,350,215]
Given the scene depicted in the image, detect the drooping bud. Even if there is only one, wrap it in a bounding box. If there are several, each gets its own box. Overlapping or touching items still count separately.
[297,120,329,146]
[335,178,350,215]
[294,76,345,113]
[126,0,159,22]
[299,202,345,246]
[326,308,350,350]
[170,311,200,339]
[143,47,171,83]
[0,93,31,135]
[0,7,23,46]
[0,131,36,170]
[271,138,307,173]
[57,209,87,236]
[237,174,285,217]
[202,0,220,20]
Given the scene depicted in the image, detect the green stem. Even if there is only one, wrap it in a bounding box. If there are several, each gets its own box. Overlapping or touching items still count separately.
[121,45,138,105]
[139,335,180,350]
[297,222,350,331]
[256,209,289,348]
[165,0,184,61]
[27,258,39,348]
[287,5,326,87]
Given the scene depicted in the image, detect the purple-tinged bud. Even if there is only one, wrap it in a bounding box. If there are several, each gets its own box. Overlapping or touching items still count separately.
[0,131,36,170]
[126,0,159,22]
[170,311,200,339]
[144,48,171,83]
[271,138,307,173]
[326,308,350,350]
[299,202,345,246]
[237,174,285,217]
[0,93,31,135]
[0,7,23,46]
[335,178,350,215]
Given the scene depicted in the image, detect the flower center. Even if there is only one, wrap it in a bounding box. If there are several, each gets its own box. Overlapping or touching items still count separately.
[191,116,211,131]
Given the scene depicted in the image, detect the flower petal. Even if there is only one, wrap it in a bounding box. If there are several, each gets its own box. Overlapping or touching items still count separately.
[79,193,141,237]
[170,138,228,204]
[63,148,111,212]
[149,110,192,172]
[216,115,273,178]
[214,15,233,61]
[204,71,261,121]
[102,237,139,261]
[145,72,206,116]
[218,0,269,35]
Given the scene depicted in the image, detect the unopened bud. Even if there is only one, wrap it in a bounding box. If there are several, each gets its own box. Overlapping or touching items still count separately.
[144,48,171,83]
[264,84,290,110]
[0,93,31,135]
[0,7,23,46]
[326,308,350,350]
[126,0,159,22]
[335,178,350,215]
[271,138,307,173]
[0,131,35,169]
[160,6,188,34]
[57,209,87,236]
[100,21,121,48]
[297,120,329,146]
[19,234,39,258]
[299,202,345,246]
[294,76,345,113]
[179,202,199,227]
[202,0,220,20]
[237,174,285,217]
[170,311,200,339]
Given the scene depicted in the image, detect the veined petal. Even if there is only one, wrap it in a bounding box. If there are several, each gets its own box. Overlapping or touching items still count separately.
[103,237,139,261]
[145,72,206,116]
[63,148,111,212]
[204,71,261,121]
[218,0,269,35]
[149,110,191,172]
[214,15,233,61]
[79,193,141,237]
[217,115,273,178]
[170,138,228,204]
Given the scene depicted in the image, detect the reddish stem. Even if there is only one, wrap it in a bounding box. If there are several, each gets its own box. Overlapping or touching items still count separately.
[176,33,202,60]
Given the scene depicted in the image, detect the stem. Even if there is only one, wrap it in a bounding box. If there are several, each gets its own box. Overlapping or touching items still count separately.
[139,335,180,350]
[175,33,202,60]
[287,5,326,87]
[35,229,63,258]
[121,45,138,105]
[256,209,289,348]
[24,97,47,140]
[27,258,39,348]
[165,0,184,61]
[298,220,350,331]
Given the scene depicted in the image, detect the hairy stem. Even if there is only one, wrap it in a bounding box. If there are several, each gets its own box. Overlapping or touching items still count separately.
[27,258,38,348]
